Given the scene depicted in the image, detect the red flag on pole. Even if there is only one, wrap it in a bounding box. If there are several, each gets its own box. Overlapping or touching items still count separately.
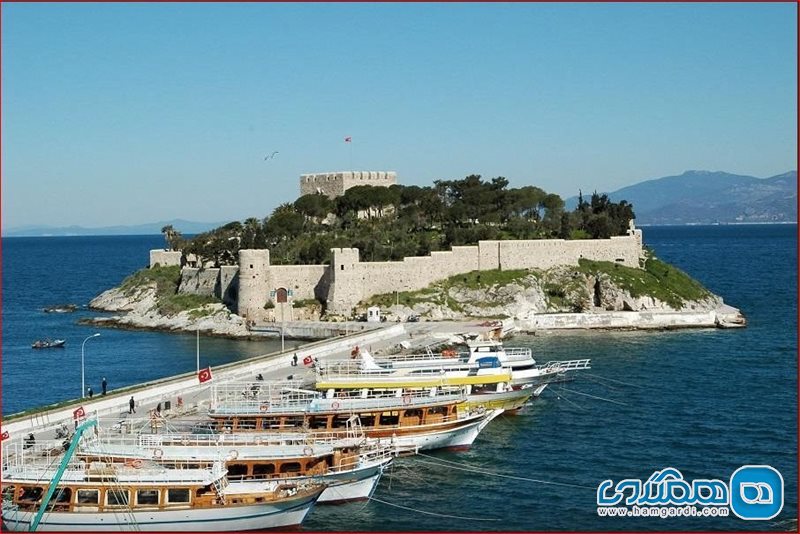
[198,367,213,383]
[344,136,352,143]
[73,406,86,420]
[1,430,9,441]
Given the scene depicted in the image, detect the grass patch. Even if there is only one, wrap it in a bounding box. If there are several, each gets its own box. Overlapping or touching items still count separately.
[120,265,181,297]
[577,255,710,309]
[446,269,530,289]
[159,294,220,316]
[294,298,323,309]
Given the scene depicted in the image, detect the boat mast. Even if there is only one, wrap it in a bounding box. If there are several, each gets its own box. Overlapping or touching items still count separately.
[29,418,97,532]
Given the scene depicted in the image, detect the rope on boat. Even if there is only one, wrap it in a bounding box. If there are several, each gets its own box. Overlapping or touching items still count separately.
[415,454,596,490]
[583,372,643,389]
[368,495,501,521]
[556,387,628,406]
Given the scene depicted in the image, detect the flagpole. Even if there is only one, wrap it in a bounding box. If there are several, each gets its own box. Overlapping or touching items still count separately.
[196,326,200,374]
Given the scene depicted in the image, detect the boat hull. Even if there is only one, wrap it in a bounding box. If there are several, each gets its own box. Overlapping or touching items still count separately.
[1,488,321,532]
[467,388,533,411]
[370,409,502,451]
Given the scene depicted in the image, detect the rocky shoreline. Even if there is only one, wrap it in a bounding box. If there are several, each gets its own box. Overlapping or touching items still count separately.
[86,269,746,340]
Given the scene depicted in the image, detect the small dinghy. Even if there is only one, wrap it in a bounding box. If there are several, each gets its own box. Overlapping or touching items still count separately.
[31,339,66,349]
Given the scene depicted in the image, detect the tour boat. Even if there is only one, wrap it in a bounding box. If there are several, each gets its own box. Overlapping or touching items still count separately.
[206,382,502,451]
[318,351,534,411]
[73,424,398,504]
[1,455,324,532]
[31,339,66,349]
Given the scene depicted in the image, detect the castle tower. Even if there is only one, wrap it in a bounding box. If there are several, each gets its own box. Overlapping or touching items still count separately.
[300,171,397,199]
[237,249,272,322]
[326,248,362,315]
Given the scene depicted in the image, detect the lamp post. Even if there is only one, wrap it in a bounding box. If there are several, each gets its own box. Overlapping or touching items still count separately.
[81,333,101,398]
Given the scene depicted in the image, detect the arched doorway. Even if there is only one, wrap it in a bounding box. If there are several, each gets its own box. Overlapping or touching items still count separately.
[276,287,288,304]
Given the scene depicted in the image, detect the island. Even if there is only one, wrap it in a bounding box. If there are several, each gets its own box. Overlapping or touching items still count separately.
[87,171,746,337]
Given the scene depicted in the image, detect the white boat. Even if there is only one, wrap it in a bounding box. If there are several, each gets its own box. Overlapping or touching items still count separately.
[73,428,395,504]
[207,381,502,451]
[1,457,324,532]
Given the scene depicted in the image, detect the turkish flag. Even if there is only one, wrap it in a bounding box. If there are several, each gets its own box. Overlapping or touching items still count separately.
[303,356,313,366]
[198,367,213,383]
[73,406,86,420]
[1,430,9,441]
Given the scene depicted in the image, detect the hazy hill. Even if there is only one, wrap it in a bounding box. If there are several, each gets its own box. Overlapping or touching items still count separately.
[3,219,227,237]
[570,170,797,225]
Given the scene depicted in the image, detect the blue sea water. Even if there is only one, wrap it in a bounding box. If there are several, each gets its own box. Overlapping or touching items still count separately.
[1,225,797,530]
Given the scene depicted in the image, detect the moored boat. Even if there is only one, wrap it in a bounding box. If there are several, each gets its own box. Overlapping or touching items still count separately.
[31,339,66,349]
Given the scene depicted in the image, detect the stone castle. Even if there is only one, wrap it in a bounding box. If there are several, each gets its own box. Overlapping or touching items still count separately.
[150,171,645,321]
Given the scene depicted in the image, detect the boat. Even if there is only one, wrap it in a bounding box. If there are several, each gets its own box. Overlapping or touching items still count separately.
[319,351,533,411]
[31,339,66,349]
[206,381,502,451]
[374,340,591,395]
[1,422,325,532]
[73,420,401,504]
[43,305,78,313]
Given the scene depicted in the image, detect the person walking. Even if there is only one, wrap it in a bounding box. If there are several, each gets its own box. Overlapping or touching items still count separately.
[101,377,108,396]
[87,387,93,399]
[129,396,136,414]
[292,353,298,367]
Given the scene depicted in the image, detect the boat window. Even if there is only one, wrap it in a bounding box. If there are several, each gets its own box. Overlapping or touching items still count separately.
[428,406,446,416]
[236,419,256,431]
[359,415,376,427]
[379,412,400,426]
[228,463,248,478]
[332,415,352,428]
[137,489,159,506]
[106,489,130,507]
[53,488,72,504]
[280,462,302,474]
[167,488,191,503]
[253,463,276,476]
[19,487,43,502]
[76,489,99,505]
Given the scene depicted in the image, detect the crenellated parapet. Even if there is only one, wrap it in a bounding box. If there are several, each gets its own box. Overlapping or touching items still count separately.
[300,171,397,199]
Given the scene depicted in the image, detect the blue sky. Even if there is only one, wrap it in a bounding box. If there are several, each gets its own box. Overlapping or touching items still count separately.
[2,3,796,228]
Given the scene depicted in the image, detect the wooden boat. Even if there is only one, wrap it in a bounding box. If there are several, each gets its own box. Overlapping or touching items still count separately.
[31,339,66,349]
[1,455,323,532]
[73,423,399,504]
[207,382,502,451]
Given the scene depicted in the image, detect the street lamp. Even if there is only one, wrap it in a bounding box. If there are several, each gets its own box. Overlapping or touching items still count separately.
[81,333,101,398]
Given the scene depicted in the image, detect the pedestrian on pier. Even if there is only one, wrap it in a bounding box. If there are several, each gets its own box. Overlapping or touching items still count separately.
[292,353,298,367]
[156,402,162,415]
[101,377,107,396]
[87,387,93,399]
[129,396,136,414]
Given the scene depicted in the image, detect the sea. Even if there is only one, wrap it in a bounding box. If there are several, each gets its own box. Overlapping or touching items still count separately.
[1,224,797,531]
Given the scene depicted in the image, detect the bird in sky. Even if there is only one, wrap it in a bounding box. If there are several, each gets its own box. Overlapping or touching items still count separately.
[264,151,279,160]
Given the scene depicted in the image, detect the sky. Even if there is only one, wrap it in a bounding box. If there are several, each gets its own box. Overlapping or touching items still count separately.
[2,3,797,229]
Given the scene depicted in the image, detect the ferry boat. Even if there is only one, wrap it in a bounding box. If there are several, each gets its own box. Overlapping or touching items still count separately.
[206,382,502,451]
[374,340,591,394]
[73,421,398,504]
[1,449,324,532]
[319,351,533,411]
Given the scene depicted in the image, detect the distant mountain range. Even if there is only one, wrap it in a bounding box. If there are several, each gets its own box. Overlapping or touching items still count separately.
[3,219,228,237]
[568,170,797,225]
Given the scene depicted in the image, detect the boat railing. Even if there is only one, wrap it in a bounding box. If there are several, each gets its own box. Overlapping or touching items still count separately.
[317,360,509,381]
[2,460,220,485]
[539,359,592,372]
[503,348,534,360]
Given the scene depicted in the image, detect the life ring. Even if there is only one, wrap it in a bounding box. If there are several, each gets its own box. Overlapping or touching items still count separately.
[152,448,164,459]
[228,449,239,461]
[331,401,340,410]
[303,356,313,366]
[402,394,412,405]
[259,403,269,412]
[131,459,143,469]
[303,446,314,456]
[442,349,457,358]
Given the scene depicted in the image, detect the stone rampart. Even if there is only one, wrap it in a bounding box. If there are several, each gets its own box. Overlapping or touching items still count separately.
[178,227,645,320]
[300,171,397,199]
[149,250,182,268]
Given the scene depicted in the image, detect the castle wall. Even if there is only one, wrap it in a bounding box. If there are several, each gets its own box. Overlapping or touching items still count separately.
[177,228,645,321]
[149,250,182,268]
[177,268,219,297]
[300,171,397,199]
